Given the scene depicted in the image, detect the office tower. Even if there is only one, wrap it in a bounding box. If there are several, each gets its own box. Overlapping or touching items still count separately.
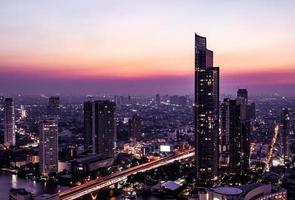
[221,98,250,174]
[84,100,116,156]
[281,108,291,164]
[128,115,142,140]
[240,119,250,173]
[195,34,219,180]
[225,99,242,173]
[39,118,58,175]
[83,101,93,152]
[236,89,251,173]
[127,95,132,104]
[93,100,116,156]
[4,98,15,147]
[249,102,256,120]
[237,89,248,105]
[155,94,161,104]
[220,99,230,168]
[48,96,60,116]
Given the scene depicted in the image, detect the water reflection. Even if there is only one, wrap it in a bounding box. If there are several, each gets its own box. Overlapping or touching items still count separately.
[0,173,68,198]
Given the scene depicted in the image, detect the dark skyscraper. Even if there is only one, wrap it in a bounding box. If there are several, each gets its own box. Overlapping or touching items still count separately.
[195,34,219,180]
[93,100,116,156]
[222,99,243,173]
[237,91,251,173]
[155,94,161,105]
[220,97,251,174]
[83,101,93,152]
[4,98,15,147]
[48,96,60,116]
[84,100,116,156]
[128,115,142,140]
[220,99,230,168]
[237,89,248,105]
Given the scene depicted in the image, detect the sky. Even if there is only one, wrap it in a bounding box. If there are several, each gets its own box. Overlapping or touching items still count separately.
[0,0,295,96]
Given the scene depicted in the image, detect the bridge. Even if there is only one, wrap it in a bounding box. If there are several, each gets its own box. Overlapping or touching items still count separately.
[59,149,195,200]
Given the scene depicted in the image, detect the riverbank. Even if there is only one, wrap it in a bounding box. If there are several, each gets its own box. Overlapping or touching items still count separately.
[0,172,68,198]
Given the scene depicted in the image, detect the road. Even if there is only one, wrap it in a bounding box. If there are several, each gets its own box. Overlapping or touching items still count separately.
[264,125,280,172]
[59,149,194,200]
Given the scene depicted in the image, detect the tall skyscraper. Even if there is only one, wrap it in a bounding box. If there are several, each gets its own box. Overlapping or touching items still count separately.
[236,89,251,173]
[84,100,116,156]
[4,98,15,147]
[221,99,244,173]
[220,97,251,174]
[48,96,60,116]
[237,89,248,105]
[281,108,291,164]
[128,115,142,140]
[83,101,93,152]
[220,89,252,174]
[39,118,58,175]
[155,94,161,105]
[195,34,220,180]
[220,99,230,168]
[93,100,116,156]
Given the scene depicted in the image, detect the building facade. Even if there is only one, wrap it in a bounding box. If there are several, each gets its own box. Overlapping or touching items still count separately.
[83,101,93,152]
[4,98,16,147]
[93,100,116,156]
[281,108,291,164]
[195,34,220,180]
[128,115,142,140]
[48,96,60,117]
[39,118,59,175]
[220,89,251,174]
[84,100,116,156]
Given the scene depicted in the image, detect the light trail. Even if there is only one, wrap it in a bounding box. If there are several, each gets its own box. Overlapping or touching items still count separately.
[59,149,194,200]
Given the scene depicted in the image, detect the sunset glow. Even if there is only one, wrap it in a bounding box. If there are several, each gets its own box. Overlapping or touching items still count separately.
[1,0,295,95]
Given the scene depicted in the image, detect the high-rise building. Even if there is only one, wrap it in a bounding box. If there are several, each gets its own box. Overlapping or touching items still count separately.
[83,101,93,152]
[220,98,251,174]
[128,115,142,140]
[93,100,116,156]
[237,89,248,105]
[249,102,256,120]
[220,99,230,168]
[4,98,15,147]
[281,108,291,164]
[155,94,161,104]
[195,34,219,180]
[236,89,251,173]
[39,118,58,175]
[48,96,60,116]
[84,100,116,156]
[114,96,120,107]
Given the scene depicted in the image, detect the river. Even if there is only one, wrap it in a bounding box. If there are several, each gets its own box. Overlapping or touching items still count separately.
[0,173,68,198]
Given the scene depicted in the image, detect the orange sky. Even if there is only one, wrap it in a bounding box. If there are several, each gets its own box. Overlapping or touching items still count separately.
[0,1,295,95]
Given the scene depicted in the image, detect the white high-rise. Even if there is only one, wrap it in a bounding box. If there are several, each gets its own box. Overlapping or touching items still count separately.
[39,118,58,175]
[4,98,15,147]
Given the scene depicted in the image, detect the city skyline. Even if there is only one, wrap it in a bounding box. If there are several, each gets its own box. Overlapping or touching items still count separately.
[1,1,295,95]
